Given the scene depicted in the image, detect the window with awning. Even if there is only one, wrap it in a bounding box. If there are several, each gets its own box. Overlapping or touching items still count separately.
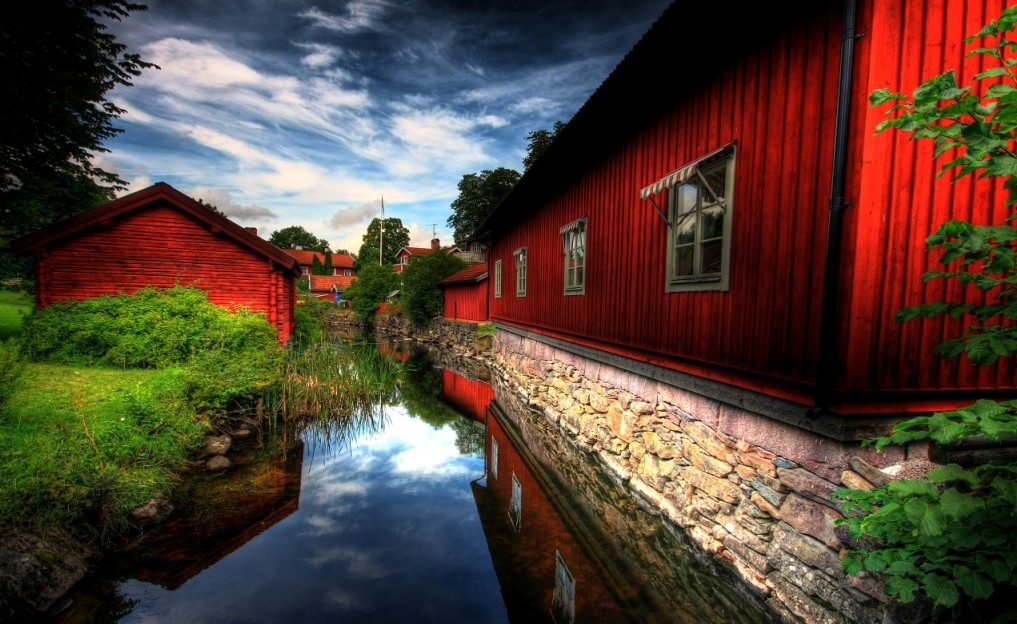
[640,144,735,292]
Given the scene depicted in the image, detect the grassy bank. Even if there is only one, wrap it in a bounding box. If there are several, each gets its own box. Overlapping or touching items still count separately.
[0,363,202,540]
[0,287,402,545]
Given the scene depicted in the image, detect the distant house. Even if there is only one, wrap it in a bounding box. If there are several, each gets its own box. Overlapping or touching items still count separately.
[284,248,356,278]
[308,274,355,304]
[10,182,301,342]
[394,238,458,273]
[438,262,488,322]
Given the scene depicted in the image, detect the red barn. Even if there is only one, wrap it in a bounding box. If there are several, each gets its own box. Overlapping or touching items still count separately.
[10,182,301,342]
[439,262,489,322]
[480,0,1017,436]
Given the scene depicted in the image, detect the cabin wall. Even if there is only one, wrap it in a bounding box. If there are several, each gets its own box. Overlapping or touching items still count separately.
[488,4,842,406]
[443,281,488,322]
[35,201,294,342]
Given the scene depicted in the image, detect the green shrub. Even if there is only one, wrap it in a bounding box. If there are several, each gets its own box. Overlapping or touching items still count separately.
[21,286,279,368]
[291,293,334,347]
[185,347,283,416]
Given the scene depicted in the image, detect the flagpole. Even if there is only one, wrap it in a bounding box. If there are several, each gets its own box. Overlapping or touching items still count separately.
[379,195,384,265]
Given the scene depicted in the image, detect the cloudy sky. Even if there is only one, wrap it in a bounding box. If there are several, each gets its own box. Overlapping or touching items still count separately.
[99,0,672,254]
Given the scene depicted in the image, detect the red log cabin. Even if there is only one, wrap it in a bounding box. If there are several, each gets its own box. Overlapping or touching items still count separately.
[477,0,1017,440]
[10,182,301,343]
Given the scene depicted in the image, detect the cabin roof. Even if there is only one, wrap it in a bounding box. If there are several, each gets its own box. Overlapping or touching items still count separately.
[438,262,489,286]
[10,182,301,277]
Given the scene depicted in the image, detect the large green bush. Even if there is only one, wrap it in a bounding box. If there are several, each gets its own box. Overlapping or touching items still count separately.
[22,286,280,368]
[401,250,466,327]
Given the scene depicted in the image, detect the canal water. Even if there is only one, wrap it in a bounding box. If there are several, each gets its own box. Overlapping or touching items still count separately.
[42,345,780,624]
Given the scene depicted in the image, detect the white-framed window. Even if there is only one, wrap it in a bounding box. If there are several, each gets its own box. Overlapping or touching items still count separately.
[514,247,527,297]
[494,259,502,298]
[560,217,587,295]
[641,145,735,293]
[509,472,522,531]
[552,550,576,624]
[490,436,499,479]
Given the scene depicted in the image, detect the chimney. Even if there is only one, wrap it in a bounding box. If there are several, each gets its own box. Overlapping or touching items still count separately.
[431,238,440,251]
[295,245,303,250]
[245,227,258,236]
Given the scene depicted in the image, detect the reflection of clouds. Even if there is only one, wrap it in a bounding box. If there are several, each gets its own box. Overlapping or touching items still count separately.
[306,546,392,580]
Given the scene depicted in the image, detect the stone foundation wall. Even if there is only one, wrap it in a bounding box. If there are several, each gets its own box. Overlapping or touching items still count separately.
[486,328,932,624]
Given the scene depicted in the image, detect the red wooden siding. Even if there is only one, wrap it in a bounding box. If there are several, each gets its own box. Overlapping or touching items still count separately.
[14,184,300,343]
[846,0,1015,400]
[489,4,842,405]
[443,281,488,321]
[439,262,489,321]
[484,0,1017,416]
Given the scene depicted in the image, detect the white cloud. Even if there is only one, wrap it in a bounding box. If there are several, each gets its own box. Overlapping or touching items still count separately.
[329,200,381,228]
[298,42,342,68]
[186,186,278,221]
[299,1,390,33]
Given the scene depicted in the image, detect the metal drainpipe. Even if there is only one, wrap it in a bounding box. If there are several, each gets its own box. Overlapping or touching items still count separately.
[809,0,860,421]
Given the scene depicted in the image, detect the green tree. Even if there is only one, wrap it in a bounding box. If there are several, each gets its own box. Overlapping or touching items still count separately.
[355,218,409,271]
[0,0,154,278]
[834,7,1017,619]
[401,250,466,327]
[447,167,521,244]
[323,251,334,276]
[268,225,330,252]
[0,0,153,193]
[342,263,399,323]
[523,121,565,171]
[311,254,323,275]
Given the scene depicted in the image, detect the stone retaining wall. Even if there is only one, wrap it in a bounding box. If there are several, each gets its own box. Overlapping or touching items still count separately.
[486,328,936,624]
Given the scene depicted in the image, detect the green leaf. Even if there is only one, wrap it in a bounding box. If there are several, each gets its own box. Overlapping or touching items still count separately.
[904,498,946,535]
[955,567,995,600]
[885,575,920,603]
[923,573,961,607]
[939,487,985,519]
[889,479,941,498]
[927,464,981,488]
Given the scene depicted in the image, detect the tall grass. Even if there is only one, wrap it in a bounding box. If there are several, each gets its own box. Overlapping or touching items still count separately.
[270,340,401,423]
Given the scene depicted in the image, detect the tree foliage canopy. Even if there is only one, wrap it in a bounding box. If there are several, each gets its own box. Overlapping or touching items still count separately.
[342,263,400,323]
[400,250,466,327]
[356,218,409,271]
[268,225,330,252]
[0,0,154,192]
[0,0,154,278]
[523,121,565,171]
[446,168,521,244]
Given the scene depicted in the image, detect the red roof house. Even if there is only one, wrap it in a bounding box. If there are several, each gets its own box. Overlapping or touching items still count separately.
[394,238,458,273]
[10,182,301,342]
[438,262,489,322]
[284,249,356,277]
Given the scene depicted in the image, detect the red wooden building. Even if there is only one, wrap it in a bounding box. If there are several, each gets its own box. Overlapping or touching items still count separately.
[11,182,301,342]
[284,248,356,277]
[438,262,489,322]
[478,0,1016,438]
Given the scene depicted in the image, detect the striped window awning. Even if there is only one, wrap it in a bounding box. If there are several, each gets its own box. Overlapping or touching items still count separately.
[639,144,734,200]
[558,216,587,236]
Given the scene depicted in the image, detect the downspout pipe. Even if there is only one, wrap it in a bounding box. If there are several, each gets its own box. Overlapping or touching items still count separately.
[809,0,860,420]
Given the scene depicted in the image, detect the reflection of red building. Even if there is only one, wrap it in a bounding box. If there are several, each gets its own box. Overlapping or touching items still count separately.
[441,368,494,422]
[127,441,304,590]
[377,341,410,362]
[472,406,637,624]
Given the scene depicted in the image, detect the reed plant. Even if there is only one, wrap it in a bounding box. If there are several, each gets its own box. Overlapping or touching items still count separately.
[270,340,401,424]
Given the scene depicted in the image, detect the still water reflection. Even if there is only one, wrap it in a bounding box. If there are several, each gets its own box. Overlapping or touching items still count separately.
[45,345,778,624]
